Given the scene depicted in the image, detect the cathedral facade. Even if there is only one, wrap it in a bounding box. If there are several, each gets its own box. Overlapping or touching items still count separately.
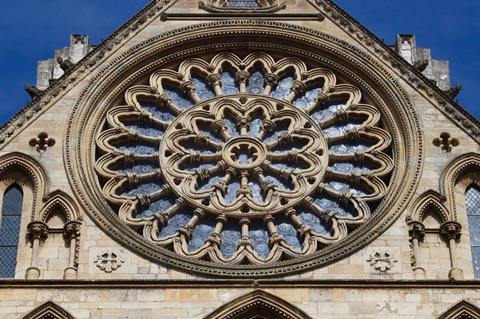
[1,1,480,318]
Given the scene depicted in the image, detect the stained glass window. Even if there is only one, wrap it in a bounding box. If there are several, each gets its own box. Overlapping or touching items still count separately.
[95,52,394,267]
[466,186,480,278]
[0,184,23,278]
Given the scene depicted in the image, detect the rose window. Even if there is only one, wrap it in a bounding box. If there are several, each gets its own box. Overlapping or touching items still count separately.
[96,52,393,265]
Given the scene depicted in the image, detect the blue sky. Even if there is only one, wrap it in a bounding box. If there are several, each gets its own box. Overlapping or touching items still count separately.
[0,0,478,125]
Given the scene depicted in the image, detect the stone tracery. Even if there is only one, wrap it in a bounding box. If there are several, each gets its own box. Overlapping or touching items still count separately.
[95,52,393,265]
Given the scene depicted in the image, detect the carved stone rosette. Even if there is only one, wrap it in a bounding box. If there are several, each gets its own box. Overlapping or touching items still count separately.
[95,52,393,266]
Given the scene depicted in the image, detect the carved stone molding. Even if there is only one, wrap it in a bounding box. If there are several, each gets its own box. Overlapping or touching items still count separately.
[26,221,48,242]
[66,21,422,277]
[21,301,76,319]
[439,300,480,319]
[205,290,312,319]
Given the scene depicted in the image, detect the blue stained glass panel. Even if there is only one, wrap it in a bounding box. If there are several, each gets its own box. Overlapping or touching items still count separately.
[224,180,241,204]
[0,247,18,278]
[275,216,302,250]
[117,164,157,175]
[271,76,293,100]
[249,118,262,138]
[248,180,265,204]
[117,143,156,155]
[332,162,372,174]
[466,186,480,278]
[330,142,370,155]
[0,185,23,278]
[297,208,330,235]
[323,123,361,137]
[248,71,264,95]
[0,216,21,245]
[325,181,366,196]
[196,121,223,143]
[468,215,480,246]
[137,196,176,219]
[198,175,224,191]
[249,221,270,258]
[263,121,290,144]
[221,71,239,95]
[159,210,193,238]
[123,182,163,197]
[192,76,215,101]
[180,162,216,172]
[293,87,322,109]
[188,217,215,251]
[265,174,292,191]
[226,0,259,7]
[311,102,346,122]
[314,194,353,217]
[224,116,240,137]
[163,86,193,109]
[139,101,176,122]
[124,123,164,138]
[220,222,241,259]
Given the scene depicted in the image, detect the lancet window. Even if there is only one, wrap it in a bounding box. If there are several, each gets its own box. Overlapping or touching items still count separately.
[0,184,23,278]
[466,185,480,278]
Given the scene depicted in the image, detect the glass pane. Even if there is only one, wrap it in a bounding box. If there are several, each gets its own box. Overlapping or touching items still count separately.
[0,247,17,278]
[0,185,23,278]
[466,186,480,278]
[226,0,259,7]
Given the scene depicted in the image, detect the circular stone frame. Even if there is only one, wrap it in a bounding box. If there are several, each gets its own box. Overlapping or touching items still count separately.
[65,21,423,278]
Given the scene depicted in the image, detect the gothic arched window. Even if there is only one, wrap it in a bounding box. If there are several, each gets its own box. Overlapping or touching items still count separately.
[466,185,480,278]
[0,184,23,278]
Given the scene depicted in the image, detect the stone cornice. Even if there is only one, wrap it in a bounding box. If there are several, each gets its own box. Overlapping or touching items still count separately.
[314,0,480,142]
[1,279,480,289]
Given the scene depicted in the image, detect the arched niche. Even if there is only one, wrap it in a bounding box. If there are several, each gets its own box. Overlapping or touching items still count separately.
[439,300,480,319]
[205,290,312,319]
[37,190,81,279]
[21,301,76,319]
[0,152,48,278]
[441,153,480,279]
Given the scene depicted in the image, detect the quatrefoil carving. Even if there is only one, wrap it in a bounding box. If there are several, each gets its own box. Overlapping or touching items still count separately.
[433,132,459,152]
[29,132,56,152]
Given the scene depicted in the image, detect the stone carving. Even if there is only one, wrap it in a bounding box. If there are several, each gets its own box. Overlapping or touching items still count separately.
[57,57,75,73]
[95,52,393,266]
[433,132,459,152]
[367,250,398,272]
[94,250,124,273]
[24,84,43,99]
[200,0,286,13]
[445,84,462,98]
[29,132,56,152]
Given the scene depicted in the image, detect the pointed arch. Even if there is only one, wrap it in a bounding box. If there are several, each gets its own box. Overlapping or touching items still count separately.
[408,189,451,225]
[439,300,480,319]
[441,153,480,220]
[204,290,312,319]
[0,183,23,278]
[40,190,80,226]
[0,152,49,220]
[22,301,76,319]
